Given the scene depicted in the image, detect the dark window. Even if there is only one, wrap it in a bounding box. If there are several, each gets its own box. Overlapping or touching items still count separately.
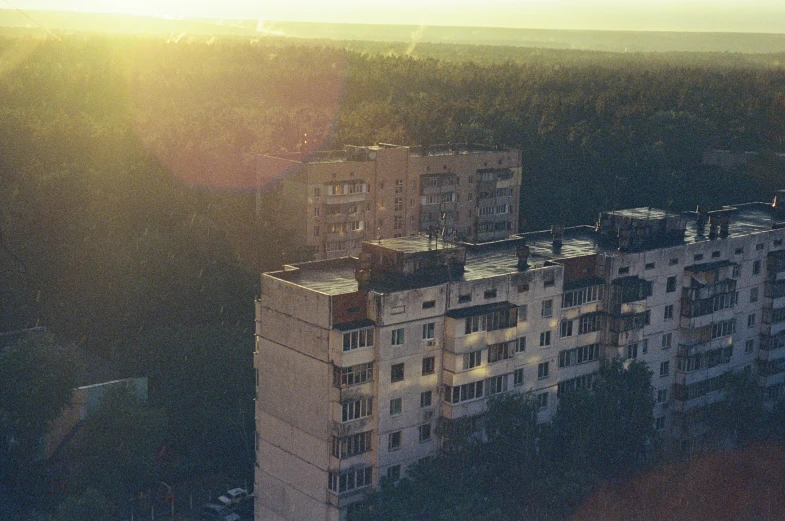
[422,300,436,309]
[666,276,677,293]
[391,363,404,383]
[422,356,435,375]
[420,391,432,407]
[484,289,497,299]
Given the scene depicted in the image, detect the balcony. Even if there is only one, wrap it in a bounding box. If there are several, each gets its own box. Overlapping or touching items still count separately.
[609,276,652,314]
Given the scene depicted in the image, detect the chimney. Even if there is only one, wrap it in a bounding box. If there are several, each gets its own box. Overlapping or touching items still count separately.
[696,205,708,236]
[516,243,530,270]
[551,225,563,252]
[355,253,372,290]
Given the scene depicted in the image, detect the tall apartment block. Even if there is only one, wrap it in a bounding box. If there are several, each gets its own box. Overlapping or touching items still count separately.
[258,143,522,259]
[254,191,785,521]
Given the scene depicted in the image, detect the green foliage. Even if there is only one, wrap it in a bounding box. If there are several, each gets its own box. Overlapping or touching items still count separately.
[0,330,78,494]
[552,359,656,478]
[52,488,113,521]
[352,360,656,521]
[69,385,167,504]
[708,372,768,446]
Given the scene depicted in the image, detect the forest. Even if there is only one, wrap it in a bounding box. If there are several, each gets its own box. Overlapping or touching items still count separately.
[1,30,784,519]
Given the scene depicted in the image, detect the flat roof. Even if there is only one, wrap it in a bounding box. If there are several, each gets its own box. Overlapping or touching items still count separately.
[266,203,780,295]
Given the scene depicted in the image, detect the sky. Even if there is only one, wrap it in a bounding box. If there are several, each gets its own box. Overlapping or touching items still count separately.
[3,0,785,33]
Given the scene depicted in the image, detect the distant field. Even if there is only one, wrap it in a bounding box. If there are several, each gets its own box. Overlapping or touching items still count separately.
[1,9,785,53]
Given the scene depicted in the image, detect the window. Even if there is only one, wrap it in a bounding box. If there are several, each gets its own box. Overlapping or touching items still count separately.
[389,398,402,416]
[669,258,679,266]
[625,343,639,360]
[753,260,761,275]
[645,262,656,270]
[391,328,404,346]
[419,423,432,442]
[420,390,432,407]
[560,319,574,338]
[537,392,549,409]
[391,363,404,383]
[518,305,528,321]
[332,431,372,459]
[388,431,402,451]
[343,328,374,352]
[666,276,677,293]
[514,368,524,386]
[747,313,756,328]
[538,362,550,379]
[328,467,372,494]
[314,225,320,237]
[463,351,482,370]
[756,243,765,251]
[745,338,755,353]
[664,305,674,320]
[660,361,670,377]
[422,356,435,375]
[618,266,630,275]
[422,323,435,340]
[561,285,603,308]
[558,343,600,367]
[488,341,515,363]
[735,247,744,255]
[334,362,374,387]
[386,465,400,482]
[313,187,321,198]
[516,337,527,353]
[539,331,551,347]
[662,332,672,349]
[422,300,436,309]
[394,197,403,212]
[342,398,373,422]
[542,299,553,318]
[578,313,602,334]
[484,289,497,299]
[655,416,666,430]
[694,254,704,262]
[733,264,741,278]
[394,179,403,193]
[458,294,472,303]
[712,251,721,258]
[487,374,508,395]
[750,287,759,303]
[657,388,668,404]
[711,319,736,339]
[557,374,597,397]
[444,380,484,404]
[465,316,482,334]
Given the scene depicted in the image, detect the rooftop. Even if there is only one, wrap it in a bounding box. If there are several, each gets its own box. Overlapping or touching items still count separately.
[266,143,514,164]
[266,202,781,295]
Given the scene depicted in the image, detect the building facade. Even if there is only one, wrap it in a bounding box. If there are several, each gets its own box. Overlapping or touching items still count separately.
[259,143,522,259]
[254,194,785,521]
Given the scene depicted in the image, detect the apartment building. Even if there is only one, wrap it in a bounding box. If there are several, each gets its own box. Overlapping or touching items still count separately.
[258,143,522,259]
[254,193,785,521]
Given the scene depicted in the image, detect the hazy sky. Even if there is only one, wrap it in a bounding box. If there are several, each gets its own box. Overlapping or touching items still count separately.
[5,0,785,33]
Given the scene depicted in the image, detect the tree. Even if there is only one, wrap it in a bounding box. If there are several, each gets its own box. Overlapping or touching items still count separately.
[0,329,77,497]
[551,359,656,478]
[69,384,167,506]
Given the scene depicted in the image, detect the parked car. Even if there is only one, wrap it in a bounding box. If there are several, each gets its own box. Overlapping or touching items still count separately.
[218,488,251,507]
[200,503,241,521]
